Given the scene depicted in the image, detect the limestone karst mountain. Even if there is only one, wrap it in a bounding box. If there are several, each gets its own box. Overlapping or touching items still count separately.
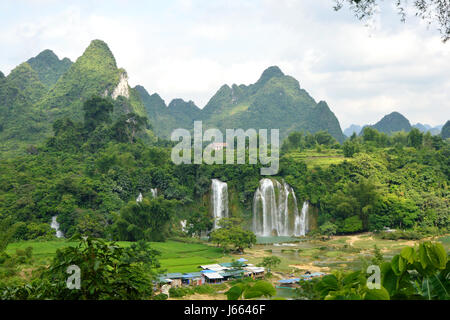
[1,41,347,156]
[441,120,450,139]
[344,124,363,137]
[368,111,412,135]
[0,40,147,156]
[26,49,73,88]
[137,65,345,142]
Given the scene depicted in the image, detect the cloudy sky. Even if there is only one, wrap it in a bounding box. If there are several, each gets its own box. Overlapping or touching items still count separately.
[1,0,449,129]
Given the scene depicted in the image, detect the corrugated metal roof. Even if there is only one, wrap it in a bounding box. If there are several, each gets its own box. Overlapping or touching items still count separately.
[160,273,184,279]
[204,272,224,279]
[201,270,216,273]
[182,272,203,278]
[220,262,245,268]
[168,273,184,278]
[278,278,300,284]
[219,263,234,267]
[200,264,223,269]
[220,270,244,277]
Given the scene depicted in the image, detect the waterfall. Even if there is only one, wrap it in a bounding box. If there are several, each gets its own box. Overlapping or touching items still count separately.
[150,188,157,198]
[295,201,309,236]
[50,216,64,238]
[136,192,143,203]
[252,178,308,237]
[180,220,187,232]
[211,179,229,229]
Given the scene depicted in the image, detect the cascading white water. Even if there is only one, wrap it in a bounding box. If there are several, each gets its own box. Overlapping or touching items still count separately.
[295,201,309,236]
[252,178,308,237]
[211,179,229,229]
[137,189,157,203]
[51,216,64,238]
[180,220,187,232]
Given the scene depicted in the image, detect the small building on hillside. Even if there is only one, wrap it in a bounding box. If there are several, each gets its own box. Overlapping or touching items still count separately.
[203,271,224,284]
[156,273,184,288]
[299,272,327,281]
[219,261,246,269]
[220,269,245,281]
[199,264,229,272]
[181,272,204,286]
[243,266,265,279]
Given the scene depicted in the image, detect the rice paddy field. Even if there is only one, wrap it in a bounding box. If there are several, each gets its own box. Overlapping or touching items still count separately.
[283,149,351,169]
[4,240,226,274]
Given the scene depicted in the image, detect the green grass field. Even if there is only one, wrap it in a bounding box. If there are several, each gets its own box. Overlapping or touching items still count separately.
[283,149,351,169]
[5,240,226,273]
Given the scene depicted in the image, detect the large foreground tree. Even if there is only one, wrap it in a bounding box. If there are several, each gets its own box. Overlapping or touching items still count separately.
[209,218,257,254]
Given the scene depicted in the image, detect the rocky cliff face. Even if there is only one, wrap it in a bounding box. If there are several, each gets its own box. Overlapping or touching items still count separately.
[112,72,130,99]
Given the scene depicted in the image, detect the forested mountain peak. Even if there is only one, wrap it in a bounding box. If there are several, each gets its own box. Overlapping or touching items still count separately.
[0,70,4,79]
[198,66,344,142]
[0,39,149,157]
[134,85,151,100]
[168,98,200,113]
[412,123,443,135]
[5,62,46,102]
[441,120,450,139]
[135,85,167,112]
[317,100,330,109]
[256,66,285,86]
[7,62,41,88]
[413,123,431,131]
[36,39,128,121]
[80,39,118,69]
[29,49,58,61]
[1,43,346,152]
[344,124,363,137]
[135,85,166,105]
[27,49,72,87]
[135,84,181,137]
[370,111,412,134]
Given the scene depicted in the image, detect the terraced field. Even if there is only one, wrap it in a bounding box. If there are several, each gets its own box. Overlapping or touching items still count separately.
[283,149,351,169]
[5,240,226,273]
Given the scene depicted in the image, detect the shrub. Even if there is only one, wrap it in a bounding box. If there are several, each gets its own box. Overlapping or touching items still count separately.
[168,286,193,298]
[153,293,168,300]
[379,230,424,240]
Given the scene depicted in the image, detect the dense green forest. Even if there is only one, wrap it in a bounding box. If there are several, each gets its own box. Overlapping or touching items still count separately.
[0,96,448,300]
[0,97,448,244]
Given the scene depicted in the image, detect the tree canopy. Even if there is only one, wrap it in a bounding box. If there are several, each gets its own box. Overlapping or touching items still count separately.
[334,0,450,42]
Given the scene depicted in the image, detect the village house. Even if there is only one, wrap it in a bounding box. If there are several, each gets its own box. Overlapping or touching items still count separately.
[155,259,265,293]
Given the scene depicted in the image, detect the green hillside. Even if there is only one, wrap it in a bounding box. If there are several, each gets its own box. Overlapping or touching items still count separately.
[37,39,125,122]
[0,40,150,157]
[137,66,345,142]
[201,66,345,142]
[369,111,412,135]
[442,120,450,139]
[27,49,72,87]
[0,63,48,155]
